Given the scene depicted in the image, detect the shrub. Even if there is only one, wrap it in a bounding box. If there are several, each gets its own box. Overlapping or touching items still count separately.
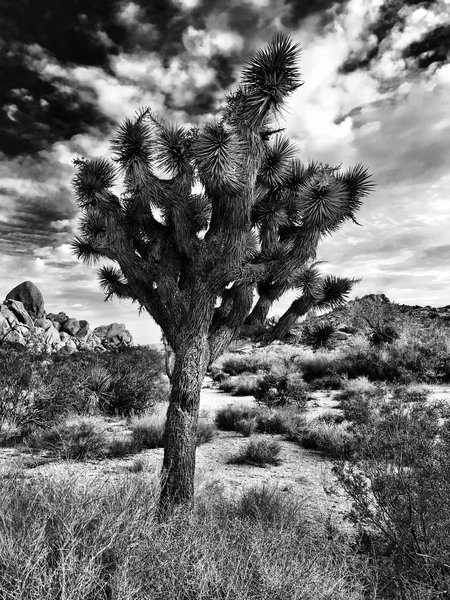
[299,419,354,458]
[393,383,430,403]
[255,409,289,434]
[196,419,216,446]
[253,373,308,409]
[307,374,343,390]
[215,405,257,431]
[302,321,336,349]
[219,351,272,375]
[235,417,257,437]
[236,484,300,524]
[335,399,450,596]
[336,378,385,426]
[229,438,282,467]
[232,374,259,396]
[130,414,165,449]
[27,416,108,460]
[218,377,237,393]
[299,353,341,383]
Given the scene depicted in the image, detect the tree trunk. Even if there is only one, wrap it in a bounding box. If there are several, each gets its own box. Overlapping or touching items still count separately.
[245,295,272,325]
[269,296,313,340]
[159,333,209,516]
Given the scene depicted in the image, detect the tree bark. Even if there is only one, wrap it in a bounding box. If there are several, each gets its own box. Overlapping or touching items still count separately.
[159,332,209,516]
[245,295,272,325]
[268,295,314,340]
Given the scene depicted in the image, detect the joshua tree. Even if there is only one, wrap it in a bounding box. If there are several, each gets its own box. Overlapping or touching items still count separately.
[71,34,373,512]
[266,270,359,341]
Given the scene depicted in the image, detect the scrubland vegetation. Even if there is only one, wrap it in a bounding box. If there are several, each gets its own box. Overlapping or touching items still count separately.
[1,299,450,598]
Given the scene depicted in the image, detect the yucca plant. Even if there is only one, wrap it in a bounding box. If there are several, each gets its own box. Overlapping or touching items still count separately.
[302,321,336,349]
[71,34,373,513]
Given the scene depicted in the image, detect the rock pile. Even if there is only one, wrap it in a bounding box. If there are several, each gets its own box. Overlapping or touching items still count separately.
[0,281,133,354]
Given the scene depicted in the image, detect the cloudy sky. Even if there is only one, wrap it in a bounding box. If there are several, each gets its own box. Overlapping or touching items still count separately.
[1,0,449,344]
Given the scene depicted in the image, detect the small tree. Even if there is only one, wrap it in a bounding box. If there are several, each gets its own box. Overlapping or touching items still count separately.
[72,34,373,512]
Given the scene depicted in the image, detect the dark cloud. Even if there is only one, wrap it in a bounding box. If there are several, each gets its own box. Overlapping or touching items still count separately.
[0,0,127,68]
[0,0,127,157]
[403,24,450,68]
[340,0,441,74]
[0,51,109,156]
[418,245,450,266]
[0,180,75,255]
[281,0,348,28]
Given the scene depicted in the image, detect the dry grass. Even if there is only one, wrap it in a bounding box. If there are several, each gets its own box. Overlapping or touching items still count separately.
[0,474,368,600]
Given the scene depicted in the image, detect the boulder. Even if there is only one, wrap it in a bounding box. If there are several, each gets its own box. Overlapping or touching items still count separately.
[5,299,34,329]
[43,325,61,347]
[57,343,77,356]
[60,332,70,342]
[75,319,90,339]
[52,321,61,332]
[0,304,19,326]
[48,312,69,325]
[61,318,80,336]
[3,329,26,345]
[35,318,53,331]
[5,281,45,319]
[94,323,133,347]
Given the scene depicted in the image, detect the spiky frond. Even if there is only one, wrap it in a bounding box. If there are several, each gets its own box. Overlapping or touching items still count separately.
[284,159,319,190]
[298,266,323,300]
[253,196,290,229]
[98,266,130,300]
[240,33,302,127]
[111,116,152,185]
[302,321,335,349]
[258,135,297,188]
[300,178,348,232]
[194,122,245,192]
[337,163,375,218]
[70,237,103,265]
[317,275,359,310]
[72,158,116,208]
[79,209,107,240]
[154,121,193,177]
[186,194,211,233]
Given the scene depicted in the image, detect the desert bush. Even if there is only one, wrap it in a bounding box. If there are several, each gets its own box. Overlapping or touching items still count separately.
[335,399,450,597]
[27,416,108,460]
[218,374,258,396]
[393,383,430,403]
[0,475,368,600]
[0,343,44,435]
[302,321,336,349]
[307,374,343,390]
[215,405,258,431]
[335,377,385,425]
[196,418,216,446]
[253,373,308,409]
[232,374,259,396]
[299,352,342,383]
[299,419,354,458]
[235,484,300,524]
[229,438,282,467]
[219,351,272,375]
[130,414,165,449]
[218,377,237,393]
[235,417,257,437]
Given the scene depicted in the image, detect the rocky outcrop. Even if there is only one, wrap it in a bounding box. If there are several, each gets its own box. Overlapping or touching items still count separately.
[5,280,45,319]
[1,281,133,353]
